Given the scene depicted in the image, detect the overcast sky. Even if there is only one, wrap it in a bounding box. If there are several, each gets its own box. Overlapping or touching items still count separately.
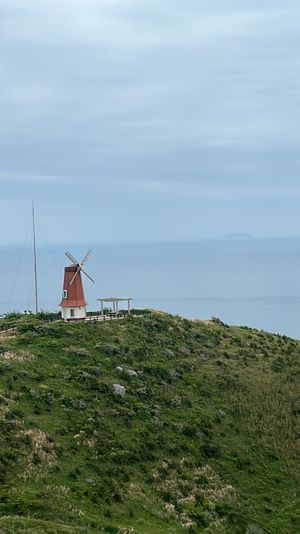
[0,0,299,244]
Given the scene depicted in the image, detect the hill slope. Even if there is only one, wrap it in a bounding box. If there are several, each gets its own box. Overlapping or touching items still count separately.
[0,312,299,533]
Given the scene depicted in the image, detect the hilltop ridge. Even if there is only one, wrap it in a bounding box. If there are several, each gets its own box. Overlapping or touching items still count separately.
[0,311,299,533]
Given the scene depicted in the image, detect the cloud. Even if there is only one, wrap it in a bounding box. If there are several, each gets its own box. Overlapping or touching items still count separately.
[124,176,300,200]
[1,1,298,53]
[0,0,299,242]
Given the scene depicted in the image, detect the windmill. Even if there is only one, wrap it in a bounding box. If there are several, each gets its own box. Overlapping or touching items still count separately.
[59,250,95,321]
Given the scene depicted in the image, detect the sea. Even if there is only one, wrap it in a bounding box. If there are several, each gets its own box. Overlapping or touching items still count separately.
[1,238,300,339]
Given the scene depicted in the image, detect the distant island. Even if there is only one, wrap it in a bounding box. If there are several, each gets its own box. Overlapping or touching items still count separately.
[222,233,254,240]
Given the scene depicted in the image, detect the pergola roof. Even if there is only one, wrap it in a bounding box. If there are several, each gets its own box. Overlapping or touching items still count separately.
[97,297,133,302]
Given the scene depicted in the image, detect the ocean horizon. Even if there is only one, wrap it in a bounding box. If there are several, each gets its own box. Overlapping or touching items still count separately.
[1,237,300,339]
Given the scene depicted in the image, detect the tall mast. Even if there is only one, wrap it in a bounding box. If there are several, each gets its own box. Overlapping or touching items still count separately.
[32,202,39,314]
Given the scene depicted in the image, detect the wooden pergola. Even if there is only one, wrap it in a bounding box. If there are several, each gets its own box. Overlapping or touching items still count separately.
[97,297,133,317]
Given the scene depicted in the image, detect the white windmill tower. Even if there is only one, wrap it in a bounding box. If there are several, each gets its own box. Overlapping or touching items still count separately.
[59,250,95,321]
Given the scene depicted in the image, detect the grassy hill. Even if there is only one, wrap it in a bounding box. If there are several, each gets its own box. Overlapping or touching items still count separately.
[0,311,299,533]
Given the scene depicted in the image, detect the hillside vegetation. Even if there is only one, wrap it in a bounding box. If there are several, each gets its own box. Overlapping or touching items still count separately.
[0,311,299,533]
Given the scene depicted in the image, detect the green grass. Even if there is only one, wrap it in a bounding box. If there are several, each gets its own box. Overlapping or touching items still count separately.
[0,311,299,533]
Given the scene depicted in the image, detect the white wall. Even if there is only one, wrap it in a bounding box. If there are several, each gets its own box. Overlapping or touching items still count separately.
[61,307,86,321]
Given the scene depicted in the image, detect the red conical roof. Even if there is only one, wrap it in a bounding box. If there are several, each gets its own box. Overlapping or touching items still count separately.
[59,265,87,308]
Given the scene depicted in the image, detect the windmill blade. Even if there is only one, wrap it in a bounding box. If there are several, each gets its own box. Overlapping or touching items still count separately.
[65,251,79,265]
[80,250,91,267]
[81,268,95,284]
[69,267,81,286]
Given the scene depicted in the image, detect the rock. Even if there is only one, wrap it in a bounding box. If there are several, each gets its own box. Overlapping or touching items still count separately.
[126,369,138,377]
[113,384,126,397]
[116,366,138,377]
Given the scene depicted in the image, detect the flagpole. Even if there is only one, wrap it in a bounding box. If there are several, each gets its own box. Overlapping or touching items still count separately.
[32,202,39,314]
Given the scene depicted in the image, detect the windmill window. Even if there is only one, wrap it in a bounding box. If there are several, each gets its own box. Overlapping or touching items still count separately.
[70,309,75,317]
[63,290,68,299]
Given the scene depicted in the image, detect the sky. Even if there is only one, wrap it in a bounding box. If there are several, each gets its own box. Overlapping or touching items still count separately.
[0,0,299,244]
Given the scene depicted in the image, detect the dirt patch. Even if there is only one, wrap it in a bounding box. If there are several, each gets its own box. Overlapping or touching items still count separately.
[1,350,34,362]
[0,328,17,339]
[0,334,16,341]
[153,460,236,530]
[0,391,14,421]
[18,428,57,480]
[191,319,214,325]
[0,393,14,404]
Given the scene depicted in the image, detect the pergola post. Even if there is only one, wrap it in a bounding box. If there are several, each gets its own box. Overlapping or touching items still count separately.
[97,298,133,319]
